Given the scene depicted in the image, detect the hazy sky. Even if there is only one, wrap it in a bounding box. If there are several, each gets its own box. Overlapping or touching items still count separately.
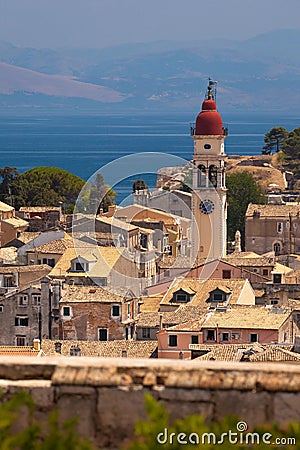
[0,0,299,48]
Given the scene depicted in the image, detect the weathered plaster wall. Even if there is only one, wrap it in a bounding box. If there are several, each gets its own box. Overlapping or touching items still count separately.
[0,357,299,449]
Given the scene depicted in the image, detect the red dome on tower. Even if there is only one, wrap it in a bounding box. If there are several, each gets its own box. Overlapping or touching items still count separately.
[195,81,224,136]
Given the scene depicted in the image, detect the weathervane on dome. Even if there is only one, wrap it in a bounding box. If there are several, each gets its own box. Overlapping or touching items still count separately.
[206,77,217,101]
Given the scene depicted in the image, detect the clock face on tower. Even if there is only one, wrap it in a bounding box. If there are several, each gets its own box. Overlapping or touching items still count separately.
[199,199,215,214]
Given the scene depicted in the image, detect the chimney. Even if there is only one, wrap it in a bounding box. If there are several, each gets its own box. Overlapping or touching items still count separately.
[55,342,62,354]
[33,338,40,351]
[234,230,241,253]
[108,205,116,215]
[159,314,163,330]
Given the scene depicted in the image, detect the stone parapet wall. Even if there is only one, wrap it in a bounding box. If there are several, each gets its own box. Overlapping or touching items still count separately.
[0,357,299,448]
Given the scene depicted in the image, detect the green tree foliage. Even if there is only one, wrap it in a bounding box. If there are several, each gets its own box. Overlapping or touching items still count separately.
[226,171,265,249]
[0,166,19,204]
[281,127,300,178]
[0,391,94,449]
[11,167,85,213]
[132,179,148,192]
[262,126,288,154]
[128,394,300,450]
[89,173,116,213]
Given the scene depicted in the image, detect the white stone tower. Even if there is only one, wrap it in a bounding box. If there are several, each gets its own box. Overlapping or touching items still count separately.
[191,80,227,262]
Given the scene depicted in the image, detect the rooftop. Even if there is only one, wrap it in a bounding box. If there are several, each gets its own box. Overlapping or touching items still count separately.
[136,306,209,328]
[0,264,51,274]
[249,347,300,363]
[0,346,41,357]
[41,339,158,358]
[0,201,14,212]
[49,246,123,278]
[2,217,28,228]
[201,305,291,330]
[160,277,250,306]
[19,206,61,212]
[246,203,300,218]
[96,216,139,232]
[60,285,124,304]
[27,238,74,254]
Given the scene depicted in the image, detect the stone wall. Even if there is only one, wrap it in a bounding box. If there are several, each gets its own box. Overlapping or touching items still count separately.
[0,357,300,449]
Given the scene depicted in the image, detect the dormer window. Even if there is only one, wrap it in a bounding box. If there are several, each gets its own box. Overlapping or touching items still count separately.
[75,262,84,271]
[213,292,224,301]
[171,288,195,303]
[208,287,231,304]
[70,256,93,273]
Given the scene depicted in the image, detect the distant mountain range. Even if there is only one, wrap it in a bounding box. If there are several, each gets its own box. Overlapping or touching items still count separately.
[0,29,300,113]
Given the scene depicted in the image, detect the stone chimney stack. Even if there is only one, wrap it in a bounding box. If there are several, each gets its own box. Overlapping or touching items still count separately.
[134,189,150,207]
[51,281,62,340]
[55,342,62,354]
[159,314,163,330]
[234,230,242,253]
[41,277,51,340]
[33,338,41,351]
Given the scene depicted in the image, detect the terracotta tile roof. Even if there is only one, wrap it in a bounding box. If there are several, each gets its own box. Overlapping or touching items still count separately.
[139,295,163,313]
[2,217,28,228]
[249,347,300,362]
[60,285,124,303]
[246,203,300,218]
[287,299,300,310]
[96,216,139,232]
[166,305,208,325]
[165,306,291,332]
[254,289,265,298]
[41,339,158,358]
[0,346,41,356]
[0,264,51,274]
[136,305,208,328]
[272,262,294,275]
[160,278,250,306]
[158,256,194,269]
[135,312,170,328]
[0,247,18,263]
[27,238,74,254]
[166,315,207,332]
[195,344,265,361]
[49,246,123,278]
[191,343,294,362]
[19,206,61,212]
[0,201,14,212]
[113,204,191,224]
[201,305,291,330]
[18,232,42,243]
[224,255,275,267]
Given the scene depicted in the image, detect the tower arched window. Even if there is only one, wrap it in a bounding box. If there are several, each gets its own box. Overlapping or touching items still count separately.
[274,242,281,256]
[209,165,218,188]
[197,165,206,187]
[222,170,226,188]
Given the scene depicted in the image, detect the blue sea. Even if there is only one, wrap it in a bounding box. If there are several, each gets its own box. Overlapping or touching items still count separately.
[0,111,299,203]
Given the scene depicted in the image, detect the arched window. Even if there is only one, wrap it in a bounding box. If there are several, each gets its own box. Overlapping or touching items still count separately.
[274,242,281,256]
[222,170,226,188]
[209,165,218,188]
[197,165,206,187]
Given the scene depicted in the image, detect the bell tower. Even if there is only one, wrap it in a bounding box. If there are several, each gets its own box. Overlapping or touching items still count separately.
[191,79,227,262]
